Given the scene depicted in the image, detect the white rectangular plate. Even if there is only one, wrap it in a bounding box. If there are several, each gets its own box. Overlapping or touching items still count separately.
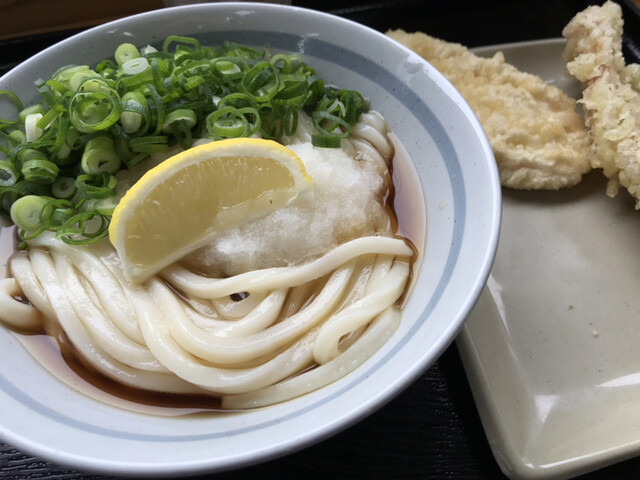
[458,38,640,480]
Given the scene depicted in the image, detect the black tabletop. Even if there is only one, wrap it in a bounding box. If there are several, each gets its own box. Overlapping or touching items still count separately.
[2,1,640,479]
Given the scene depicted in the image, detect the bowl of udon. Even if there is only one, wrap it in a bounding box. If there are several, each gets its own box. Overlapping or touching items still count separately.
[0,2,500,476]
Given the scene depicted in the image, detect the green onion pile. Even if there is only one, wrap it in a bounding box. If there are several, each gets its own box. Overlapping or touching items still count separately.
[0,35,366,245]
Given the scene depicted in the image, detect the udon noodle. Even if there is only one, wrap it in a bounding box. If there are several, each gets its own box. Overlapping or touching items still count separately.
[0,110,416,410]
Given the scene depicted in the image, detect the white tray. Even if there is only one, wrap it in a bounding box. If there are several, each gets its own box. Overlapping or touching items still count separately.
[458,38,640,480]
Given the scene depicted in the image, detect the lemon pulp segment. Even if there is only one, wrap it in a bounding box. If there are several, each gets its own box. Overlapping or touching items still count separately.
[109,138,312,283]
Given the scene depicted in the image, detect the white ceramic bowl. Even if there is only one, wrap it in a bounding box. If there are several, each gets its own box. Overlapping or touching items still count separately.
[0,3,500,476]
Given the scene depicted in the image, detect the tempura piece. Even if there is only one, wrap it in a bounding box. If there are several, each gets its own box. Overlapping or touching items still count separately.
[387,29,591,190]
[563,1,640,207]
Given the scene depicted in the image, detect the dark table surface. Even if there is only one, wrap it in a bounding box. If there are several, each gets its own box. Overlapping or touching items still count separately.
[2,1,640,479]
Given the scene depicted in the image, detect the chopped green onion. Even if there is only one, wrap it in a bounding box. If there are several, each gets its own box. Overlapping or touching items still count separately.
[117,91,149,134]
[162,109,197,132]
[311,134,343,148]
[21,158,59,184]
[115,43,140,67]
[24,113,44,142]
[94,195,117,215]
[69,90,122,133]
[68,70,99,91]
[128,135,168,154]
[162,109,197,148]
[19,104,44,122]
[57,211,110,245]
[0,181,27,215]
[140,45,158,56]
[283,108,298,136]
[56,126,79,162]
[8,130,27,145]
[206,107,245,139]
[44,78,69,97]
[218,92,257,109]
[311,110,352,138]
[224,42,263,60]
[75,173,117,199]
[53,64,90,83]
[51,176,77,199]
[37,104,65,131]
[122,57,150,75]
[24,180,52,196]
[241,62,281,102]
[119,112,143,134]
[340,89,365,124]
[162,35,201,54]
[0,161,18,187]
[40,198,75,230]
[10,195,48,232]
[81,137,121,174]
[0,90,24,126]
[213,58,242,80]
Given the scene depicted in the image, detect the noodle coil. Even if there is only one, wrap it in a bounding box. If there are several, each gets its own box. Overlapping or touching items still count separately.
[0,108,418,409]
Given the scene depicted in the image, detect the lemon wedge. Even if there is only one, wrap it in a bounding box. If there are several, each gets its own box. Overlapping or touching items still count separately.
[109,138,313,283]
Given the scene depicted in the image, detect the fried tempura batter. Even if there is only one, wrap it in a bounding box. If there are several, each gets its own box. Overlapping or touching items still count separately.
[563,1,640,207]
[387,29,591,190]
